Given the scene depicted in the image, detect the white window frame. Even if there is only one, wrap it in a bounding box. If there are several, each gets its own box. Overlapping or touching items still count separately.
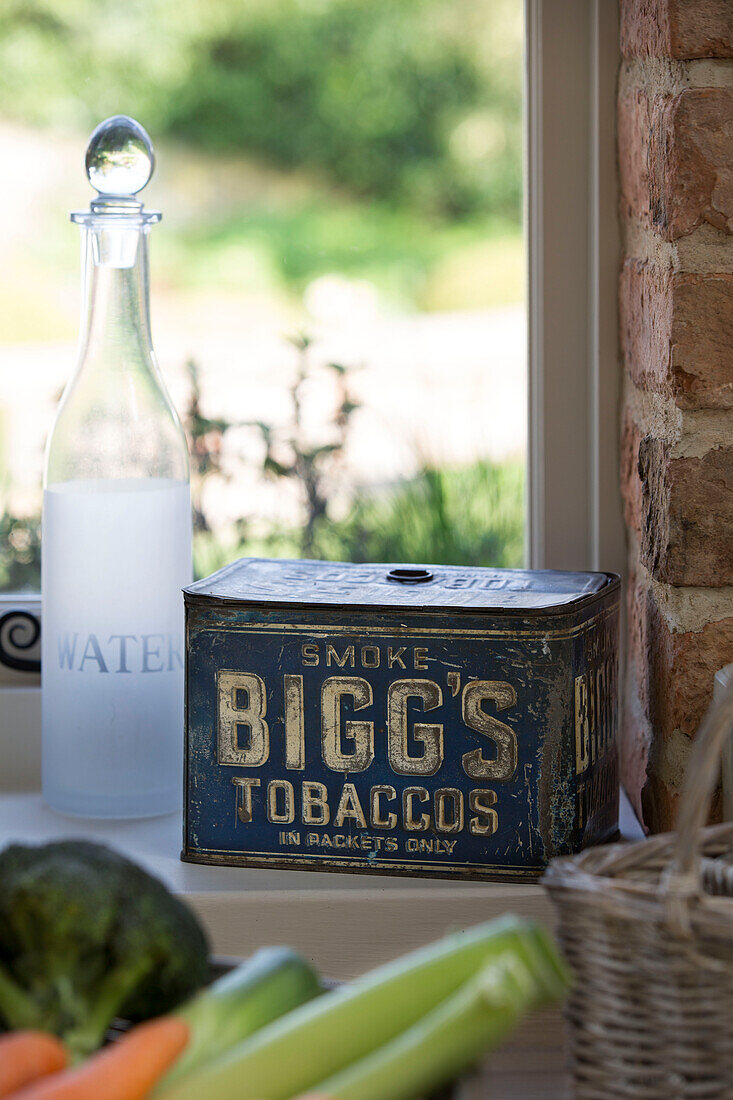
[2,1,627,781]
[527,0,625,576]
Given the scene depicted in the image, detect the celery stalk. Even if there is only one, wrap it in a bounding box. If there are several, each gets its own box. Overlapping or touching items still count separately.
[156,947,322,1091]
[157,916,567,1100]
[308,929,567,1100]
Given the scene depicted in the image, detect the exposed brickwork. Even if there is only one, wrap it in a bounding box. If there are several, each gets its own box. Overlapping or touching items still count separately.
[618,86,655,226]
[671,273,733,405]
[620,261,733,408]
[625,551,733,829]
[619,87,733,240]
[620,408,643,546]
[621,405,733,586]
[621,0,733,60]
[628,559,733,741]
[639,436,733,584]
[619,2,733,831]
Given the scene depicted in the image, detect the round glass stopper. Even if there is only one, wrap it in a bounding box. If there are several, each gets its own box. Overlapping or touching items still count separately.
[85,115,155,197]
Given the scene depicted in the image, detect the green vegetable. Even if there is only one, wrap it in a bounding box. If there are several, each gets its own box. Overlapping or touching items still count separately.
[310,927,567,1100]
[157,916,567,1100]
[0,840,209,1059]
[158,947,323,1090]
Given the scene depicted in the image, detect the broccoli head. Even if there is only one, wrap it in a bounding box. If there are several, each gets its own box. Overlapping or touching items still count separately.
[0,839,210,1058]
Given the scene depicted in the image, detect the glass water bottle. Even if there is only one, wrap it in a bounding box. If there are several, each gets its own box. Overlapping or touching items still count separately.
[42,116,192,818]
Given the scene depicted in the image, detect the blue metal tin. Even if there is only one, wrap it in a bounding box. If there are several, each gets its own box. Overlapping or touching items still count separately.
[182,559,620,880]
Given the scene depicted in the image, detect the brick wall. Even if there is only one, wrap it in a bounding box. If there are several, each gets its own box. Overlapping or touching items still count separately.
[619,0,733,830]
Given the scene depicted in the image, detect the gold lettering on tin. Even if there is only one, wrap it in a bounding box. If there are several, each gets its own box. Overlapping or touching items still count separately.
[413,647,429,670]
[218,671,269,767]
[232,776,261,823]
[574,658,617,777]
[403,785,431,831]
[461,681,517,781]
[302,780,330,825]
[267,779,295,824]
[334,782,367,828]
[595,667,604,765]
[284,674,305,770]
[388,646,406,668]
[447,671,461,697]
[469,788,498,835]
[370,784,397,829]
[321,676,374,772]
[434,787,464,834]
[387,679,443,776]
[360,645,380,668]
[575,674,590,775]
[326,644,355,668]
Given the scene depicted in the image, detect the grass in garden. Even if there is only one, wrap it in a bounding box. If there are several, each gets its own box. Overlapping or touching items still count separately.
[192,458,526,579]
[320,459,525,568]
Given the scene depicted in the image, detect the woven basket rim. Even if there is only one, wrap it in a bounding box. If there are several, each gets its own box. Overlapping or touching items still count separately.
[544,681,733,1096]
[544,821,733,939]
[546,820,733,877]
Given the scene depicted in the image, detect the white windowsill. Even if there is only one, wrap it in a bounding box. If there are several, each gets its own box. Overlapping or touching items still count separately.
[0,783,641,978]
[0,786,641,894]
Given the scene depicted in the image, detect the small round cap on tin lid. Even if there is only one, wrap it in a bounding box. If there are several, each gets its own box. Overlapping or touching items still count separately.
[386,567,434,584]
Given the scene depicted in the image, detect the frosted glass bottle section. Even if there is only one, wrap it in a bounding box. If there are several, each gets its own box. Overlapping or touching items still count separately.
[42,480,190,817]
[42,116,191,818]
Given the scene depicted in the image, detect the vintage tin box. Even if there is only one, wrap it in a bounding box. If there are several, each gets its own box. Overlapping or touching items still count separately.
[182,559,620,881]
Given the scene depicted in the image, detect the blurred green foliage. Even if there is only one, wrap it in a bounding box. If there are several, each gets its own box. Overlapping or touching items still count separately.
[0,0,522,220]
[319,460,525,568]
[185,343,524,575]
[0,460,524,593]
[185,344,524,578]
[192,459,525,578]
[169,200,522,307]
[0,2,526,591]
[165,0,522,218]
[0,508,41,591]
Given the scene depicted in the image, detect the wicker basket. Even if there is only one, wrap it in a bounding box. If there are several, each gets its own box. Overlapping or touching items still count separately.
[545,676,733,1099]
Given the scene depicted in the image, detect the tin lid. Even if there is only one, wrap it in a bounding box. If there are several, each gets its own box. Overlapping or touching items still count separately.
[185,558,618,614]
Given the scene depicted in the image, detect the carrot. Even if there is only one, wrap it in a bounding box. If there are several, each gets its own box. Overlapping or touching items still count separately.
[9,1018,189,1100]
[0,1032,68,1097]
